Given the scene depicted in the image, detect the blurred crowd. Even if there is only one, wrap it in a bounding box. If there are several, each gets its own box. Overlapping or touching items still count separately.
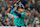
[0,0,40,27]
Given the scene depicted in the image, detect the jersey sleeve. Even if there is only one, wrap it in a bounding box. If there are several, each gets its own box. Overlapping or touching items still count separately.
[10,10,13,14]
[14,11,25,19]
[21,12,25,19]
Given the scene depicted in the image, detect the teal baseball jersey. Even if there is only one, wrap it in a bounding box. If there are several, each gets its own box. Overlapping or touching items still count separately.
[10,10,19,26]
[10,10,25,26]
[17,12,25,26]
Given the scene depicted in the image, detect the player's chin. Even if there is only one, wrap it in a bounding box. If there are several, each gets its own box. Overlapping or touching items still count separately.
[21,11,23,12]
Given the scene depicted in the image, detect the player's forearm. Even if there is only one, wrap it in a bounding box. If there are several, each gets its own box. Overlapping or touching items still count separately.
[7,8,11,13]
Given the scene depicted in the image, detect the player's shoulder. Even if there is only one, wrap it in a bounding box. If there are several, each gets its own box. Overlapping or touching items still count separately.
[16,11,18,12]
[22,12,25,14]
[21,12,25,15]
[10,10,13,12]
[10,10,14,14]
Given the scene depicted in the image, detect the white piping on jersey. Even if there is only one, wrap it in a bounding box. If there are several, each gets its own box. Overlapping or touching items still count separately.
[14,16,19,18]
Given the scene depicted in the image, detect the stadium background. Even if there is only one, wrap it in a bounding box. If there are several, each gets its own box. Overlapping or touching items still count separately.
[0,0,40,27]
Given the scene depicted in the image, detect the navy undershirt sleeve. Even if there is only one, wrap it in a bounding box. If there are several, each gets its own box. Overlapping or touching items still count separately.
[14,11,21,17]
